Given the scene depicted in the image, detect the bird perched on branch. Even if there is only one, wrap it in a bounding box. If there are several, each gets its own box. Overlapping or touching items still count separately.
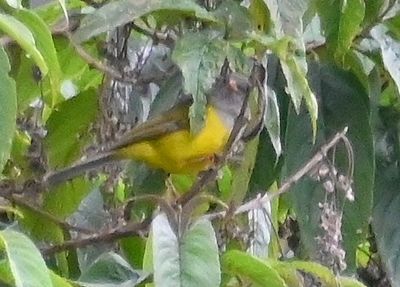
[44,68,253,187]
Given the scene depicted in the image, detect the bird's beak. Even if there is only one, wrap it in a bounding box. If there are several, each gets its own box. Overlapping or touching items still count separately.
[228,78,239,92]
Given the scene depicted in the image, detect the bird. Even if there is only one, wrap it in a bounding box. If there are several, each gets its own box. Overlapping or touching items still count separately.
[43,70,252,187]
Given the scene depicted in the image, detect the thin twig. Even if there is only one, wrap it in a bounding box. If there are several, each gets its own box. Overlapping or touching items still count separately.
[204,127,349,220]
[66,33,136,84]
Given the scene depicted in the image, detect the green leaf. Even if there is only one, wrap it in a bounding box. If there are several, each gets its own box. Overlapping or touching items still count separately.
[282,104,325,260]
[222,250,287,287]
[0,13,48,75]
[338,276,367,287]
[0,229,52,287]
[79,252,141,286]
[316,0,341,57]
[43,178,96,219]
[363,0,385,29]
[55,0,68,28]
[212,0,252,40]
[0,259,14,286]
[73,0,216,43]
[13,9,62,106]
[335,0,365,64]
[0,46,16,174]
[50,271,74,287]
[45,89,98,169]
[120,236,147,269]
[281,55,318,136]
[172,31,227,133]
[384,15,400,40]
[317,0,365,65]
[249,3,318,137]
[262,0,314,120]
[267,261,302,287]
[249,130,282,197]
[15,55,41,112]
[265,86,281,159]
[286,261,338,287]
[371,25,400,95]
[152,214,220,287]
[249,0,271,33]
[230,136,259,205]
[263,0,307,39]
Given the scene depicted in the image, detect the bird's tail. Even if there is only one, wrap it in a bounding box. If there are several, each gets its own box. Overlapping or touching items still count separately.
[43,152,116,187]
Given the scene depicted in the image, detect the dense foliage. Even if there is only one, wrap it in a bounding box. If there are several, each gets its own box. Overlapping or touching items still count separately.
[0,0,399,286]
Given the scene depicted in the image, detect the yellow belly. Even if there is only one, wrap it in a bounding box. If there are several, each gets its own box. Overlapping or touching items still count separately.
[117,107,230,174]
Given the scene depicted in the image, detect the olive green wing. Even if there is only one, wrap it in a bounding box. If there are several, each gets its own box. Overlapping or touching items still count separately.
[107,104,190,152]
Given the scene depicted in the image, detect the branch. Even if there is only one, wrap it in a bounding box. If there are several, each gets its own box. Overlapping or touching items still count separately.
[66,33,136,84]
[41,218,151,256]
[204,127,349,220]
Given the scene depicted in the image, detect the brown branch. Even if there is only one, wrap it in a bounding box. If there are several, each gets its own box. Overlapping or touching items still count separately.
[41,218,151,256]
[204,127,349,220]
[66,33,136,84]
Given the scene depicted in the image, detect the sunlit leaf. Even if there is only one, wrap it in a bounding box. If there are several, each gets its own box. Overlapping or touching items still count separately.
[0,13,48,75]
[152,214,220,287]
[222,250,287,287]
[286,261,338,286]
[13,9,63,106]
[0,229,52,287]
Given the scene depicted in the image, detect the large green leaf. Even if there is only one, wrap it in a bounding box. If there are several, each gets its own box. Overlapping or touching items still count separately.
[0,229,52,287]
[222,250,287,287]
[152,214,220,287]
[319,66,373,270]
[283,64,374,271]
[0,46,16,174]
[73,0,216,43]
[172,31,227,133]
[0,13,47,75]
[45,89,98,169]
[13,9,62,106]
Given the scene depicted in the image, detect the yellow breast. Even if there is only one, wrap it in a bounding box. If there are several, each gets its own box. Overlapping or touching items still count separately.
[117,106,230,174]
